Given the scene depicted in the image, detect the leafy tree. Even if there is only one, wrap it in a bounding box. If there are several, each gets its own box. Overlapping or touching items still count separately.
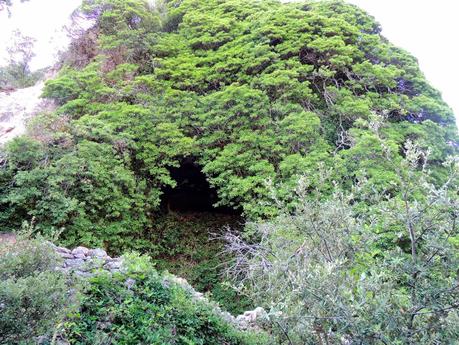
[0,0,457,266]
[0,0,458,339]
[0,29,42,88]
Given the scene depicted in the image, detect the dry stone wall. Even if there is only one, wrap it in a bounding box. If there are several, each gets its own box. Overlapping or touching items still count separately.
[51,244,266,330]
[54,245,122,277]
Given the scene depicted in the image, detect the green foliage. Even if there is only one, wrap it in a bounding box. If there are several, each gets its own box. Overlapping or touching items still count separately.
[1,0,457,241]
[225,143,459,344]
[0,1,458,341]
[1,137,152,248]
[63,253,267,345]
[82,0,162,73]
[0,238,263,344]
[0,111,194,247]
[0,29,42,89]
[147,0,456,214]
[0,63,44,89]
[0,237,59,280]
[1,1,459,340]
[0,239,78,344]
[143,213,253,315]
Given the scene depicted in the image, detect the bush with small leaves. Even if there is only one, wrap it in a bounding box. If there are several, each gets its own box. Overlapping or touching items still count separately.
[63,253,268,345]
[225,142,459,344]
[0,239,79,344]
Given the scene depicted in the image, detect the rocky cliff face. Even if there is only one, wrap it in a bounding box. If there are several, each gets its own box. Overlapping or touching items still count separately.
[0,81,55,146]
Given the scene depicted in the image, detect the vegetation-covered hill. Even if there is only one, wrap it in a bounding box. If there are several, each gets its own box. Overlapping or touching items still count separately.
[0,0,458,343]
[1,0,457,245]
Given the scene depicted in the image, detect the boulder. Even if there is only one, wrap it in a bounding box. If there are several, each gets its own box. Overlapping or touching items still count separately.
[56,246,71,254]
[71,246,89,256]
[54,244,267,332]
[88,248,107,258]
[104,259,122,271]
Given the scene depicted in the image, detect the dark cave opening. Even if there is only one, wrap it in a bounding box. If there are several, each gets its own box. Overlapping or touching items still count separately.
[161,158,239,215]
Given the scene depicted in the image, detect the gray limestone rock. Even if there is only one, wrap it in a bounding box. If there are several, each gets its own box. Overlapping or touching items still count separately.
[64,258,85,268]
[58,252,74,259]
[53,244,266,332]
[72,246,89,256]
[125,278,136,289]
[56,246,71,254]
[104,259,122,270]
[88,248,107,258]
[74,271,93,278]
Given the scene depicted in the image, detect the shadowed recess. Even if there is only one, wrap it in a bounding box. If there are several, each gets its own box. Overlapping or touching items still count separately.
[161,158,239,214]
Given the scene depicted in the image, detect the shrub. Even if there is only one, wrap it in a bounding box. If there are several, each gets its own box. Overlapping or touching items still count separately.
[63,253,268,345]
[0,30,43,89]
[0,239,78,344]
[142,213,253,315]
[0,63,44,89]
[0,238,58,280]
[225,142,459,344]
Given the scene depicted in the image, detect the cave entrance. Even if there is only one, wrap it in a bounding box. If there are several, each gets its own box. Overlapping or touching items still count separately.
[161,158,238,215]
[155,159,245,311]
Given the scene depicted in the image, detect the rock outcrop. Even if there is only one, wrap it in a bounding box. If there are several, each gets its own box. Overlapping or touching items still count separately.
[0,82,46,145]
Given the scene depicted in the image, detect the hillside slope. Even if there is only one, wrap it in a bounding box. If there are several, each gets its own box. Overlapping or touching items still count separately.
[0,0,458,343]
[0,0,456,244]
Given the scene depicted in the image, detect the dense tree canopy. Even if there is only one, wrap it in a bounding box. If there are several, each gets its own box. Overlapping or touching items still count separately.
[0,0,457,246]
[0,1,458,342]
